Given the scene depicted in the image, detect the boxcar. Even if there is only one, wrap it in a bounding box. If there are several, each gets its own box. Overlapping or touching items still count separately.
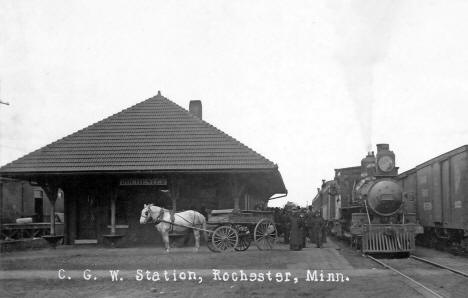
[397,145,468,249]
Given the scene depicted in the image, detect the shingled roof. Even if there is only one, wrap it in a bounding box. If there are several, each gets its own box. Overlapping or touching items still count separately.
[0,93,283,176]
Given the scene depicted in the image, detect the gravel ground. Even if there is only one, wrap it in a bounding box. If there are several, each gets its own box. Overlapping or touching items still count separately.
[1,238,464,298]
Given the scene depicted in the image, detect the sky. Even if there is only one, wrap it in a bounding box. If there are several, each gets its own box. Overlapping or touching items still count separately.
[1,0,467,207]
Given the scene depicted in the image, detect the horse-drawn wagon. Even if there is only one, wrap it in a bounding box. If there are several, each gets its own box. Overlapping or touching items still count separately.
[206,209,277,252]
[140,204,278,253]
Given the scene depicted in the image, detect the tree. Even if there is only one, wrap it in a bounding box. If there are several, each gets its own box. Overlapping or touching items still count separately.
[284,201,298,210]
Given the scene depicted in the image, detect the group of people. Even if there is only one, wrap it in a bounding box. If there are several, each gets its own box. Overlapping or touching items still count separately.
[274,206,327,251]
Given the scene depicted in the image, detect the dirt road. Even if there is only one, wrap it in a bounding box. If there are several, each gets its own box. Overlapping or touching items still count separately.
[1,239,465,297]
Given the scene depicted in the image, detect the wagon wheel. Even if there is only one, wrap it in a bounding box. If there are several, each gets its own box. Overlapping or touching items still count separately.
[234,225,252,251]
[235,235,252,251]
[211,226,238,252]
[254,218,277,250]
[207,234,218,252]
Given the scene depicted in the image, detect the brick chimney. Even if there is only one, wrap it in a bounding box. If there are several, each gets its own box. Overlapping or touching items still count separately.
[189,100,202,119]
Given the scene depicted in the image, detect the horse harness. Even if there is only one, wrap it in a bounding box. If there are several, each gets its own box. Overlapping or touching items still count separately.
[150,207,202,232]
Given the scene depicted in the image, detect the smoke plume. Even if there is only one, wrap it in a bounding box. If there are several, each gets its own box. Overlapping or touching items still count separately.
[329,0,400,151]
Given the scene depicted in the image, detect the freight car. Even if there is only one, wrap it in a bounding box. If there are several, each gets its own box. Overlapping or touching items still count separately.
[313,144,422,254]
[397,145,468,252]
[0,178,64,240]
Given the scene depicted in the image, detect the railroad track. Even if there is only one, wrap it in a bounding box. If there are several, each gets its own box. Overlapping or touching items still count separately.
[367,254,468,298]
[409,255,468,279]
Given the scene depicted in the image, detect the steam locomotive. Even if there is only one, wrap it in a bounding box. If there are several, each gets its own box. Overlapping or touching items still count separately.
[313,144,422,254]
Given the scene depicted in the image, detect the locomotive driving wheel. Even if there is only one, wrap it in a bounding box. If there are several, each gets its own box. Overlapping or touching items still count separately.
[254,218,277,250]
[211,225,239,252]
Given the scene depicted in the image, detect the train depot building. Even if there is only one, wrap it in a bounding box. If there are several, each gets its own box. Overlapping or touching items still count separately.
[0,92,287,246]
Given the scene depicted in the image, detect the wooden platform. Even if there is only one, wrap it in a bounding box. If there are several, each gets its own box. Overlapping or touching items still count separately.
[1,223,64,240]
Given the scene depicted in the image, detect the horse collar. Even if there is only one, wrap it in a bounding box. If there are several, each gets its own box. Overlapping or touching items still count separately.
[154,208,164,224]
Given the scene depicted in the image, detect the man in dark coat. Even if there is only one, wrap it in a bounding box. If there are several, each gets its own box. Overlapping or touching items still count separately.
[305,210,316,245]
[282,210,291,244]
[298,209,307,248]
[309,211,325,248]
[289,211,303,250]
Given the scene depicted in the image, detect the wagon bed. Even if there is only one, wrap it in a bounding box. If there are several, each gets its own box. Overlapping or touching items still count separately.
[207,209,274,224]
[206,209,277,252]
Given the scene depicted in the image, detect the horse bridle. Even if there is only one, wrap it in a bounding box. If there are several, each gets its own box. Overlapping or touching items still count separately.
[142,205,154,224]
[142,205,166,224]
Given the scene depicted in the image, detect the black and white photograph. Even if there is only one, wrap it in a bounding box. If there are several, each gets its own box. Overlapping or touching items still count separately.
[1,1,468,297]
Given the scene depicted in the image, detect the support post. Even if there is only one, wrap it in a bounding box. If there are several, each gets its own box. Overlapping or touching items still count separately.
[230,175,245,212]
[42,183,59,236]
[41,181,63,247]
[103,185,123,247]
[233,194,240,211]
[50,196,56,236]
[110,193,116,235]
[169,175,180,222]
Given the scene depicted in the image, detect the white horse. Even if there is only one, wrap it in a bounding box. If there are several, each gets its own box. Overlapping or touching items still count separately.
[139,204,207,252]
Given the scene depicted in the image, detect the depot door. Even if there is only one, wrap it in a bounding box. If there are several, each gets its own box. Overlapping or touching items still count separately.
[76,194,98,239]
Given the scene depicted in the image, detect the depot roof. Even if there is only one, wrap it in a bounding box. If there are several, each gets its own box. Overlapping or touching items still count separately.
[0,92,285,193]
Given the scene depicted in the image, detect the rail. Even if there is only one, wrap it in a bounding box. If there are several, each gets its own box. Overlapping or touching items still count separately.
[410,255,468,278]
[366,255,444,298]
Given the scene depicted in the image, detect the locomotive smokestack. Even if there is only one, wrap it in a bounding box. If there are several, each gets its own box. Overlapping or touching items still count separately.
[376,143,389,152]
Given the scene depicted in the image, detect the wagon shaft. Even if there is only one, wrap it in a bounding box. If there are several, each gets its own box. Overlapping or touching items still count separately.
[156,219,213,234]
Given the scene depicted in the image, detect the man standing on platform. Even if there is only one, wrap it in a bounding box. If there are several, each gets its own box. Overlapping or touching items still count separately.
[282,209,291,244]
[305,208,315,245]
[289,208,304,251]
[311,211,325,248]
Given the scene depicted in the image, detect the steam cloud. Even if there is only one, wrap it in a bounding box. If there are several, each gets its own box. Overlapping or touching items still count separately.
[329,0,400,151]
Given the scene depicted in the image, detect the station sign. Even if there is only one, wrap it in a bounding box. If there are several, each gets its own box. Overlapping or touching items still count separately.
[119,178,167,186]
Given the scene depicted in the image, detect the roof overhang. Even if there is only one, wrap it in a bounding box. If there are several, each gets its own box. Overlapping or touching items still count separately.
[0,167,287,195]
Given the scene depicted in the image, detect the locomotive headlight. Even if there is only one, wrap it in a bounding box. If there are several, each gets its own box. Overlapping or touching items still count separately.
[377,156,394,172]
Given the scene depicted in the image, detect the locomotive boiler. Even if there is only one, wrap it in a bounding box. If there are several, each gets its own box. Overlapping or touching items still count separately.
[354,178,403,217]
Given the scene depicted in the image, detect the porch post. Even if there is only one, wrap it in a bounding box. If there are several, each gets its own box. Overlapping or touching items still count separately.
[39,180,64,247]
[110,193,116,235]
[233,191,240,211]
[169,175,180,212]
[43,184,59,236]
[102,183,123,247]
[230,175,245,211]
[50,196,56,236]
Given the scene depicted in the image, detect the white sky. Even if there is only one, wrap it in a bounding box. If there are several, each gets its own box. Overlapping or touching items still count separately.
[1,0,467,207]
